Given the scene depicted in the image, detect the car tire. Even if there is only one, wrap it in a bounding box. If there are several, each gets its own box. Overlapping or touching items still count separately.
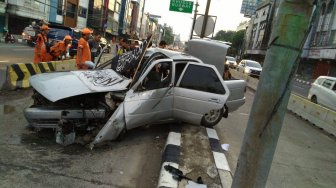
[311,95,317,104]
[201,108,224,128]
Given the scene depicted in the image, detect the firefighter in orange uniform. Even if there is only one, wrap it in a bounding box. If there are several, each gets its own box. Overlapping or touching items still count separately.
[76,28,92,70]
[49,35,72,61]
[33,25,50,63]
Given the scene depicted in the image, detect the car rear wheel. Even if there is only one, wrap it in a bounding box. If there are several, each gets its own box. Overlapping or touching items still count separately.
[311,95,317,104]
[201,108,224,128]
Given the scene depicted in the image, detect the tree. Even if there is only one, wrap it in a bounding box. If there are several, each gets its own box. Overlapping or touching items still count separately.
[214,29,246,57]
[214,30,235,42]
[162,25,174,45]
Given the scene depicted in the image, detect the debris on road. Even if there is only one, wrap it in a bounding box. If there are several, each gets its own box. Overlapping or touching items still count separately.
[221,143,230,151]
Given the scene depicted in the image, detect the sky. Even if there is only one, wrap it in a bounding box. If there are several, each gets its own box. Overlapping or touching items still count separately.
[144,0,250,41]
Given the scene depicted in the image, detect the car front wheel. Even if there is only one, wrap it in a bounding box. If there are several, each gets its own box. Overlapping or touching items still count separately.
[201,108,224,128]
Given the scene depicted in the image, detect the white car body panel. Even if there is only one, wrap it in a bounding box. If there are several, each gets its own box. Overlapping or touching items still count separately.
[30,70,131,102]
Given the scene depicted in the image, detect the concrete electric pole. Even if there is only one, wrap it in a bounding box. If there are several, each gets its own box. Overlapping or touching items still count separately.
[232,0,316,187]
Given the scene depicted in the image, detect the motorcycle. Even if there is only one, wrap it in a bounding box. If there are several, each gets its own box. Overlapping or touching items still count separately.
[5,33,15,43]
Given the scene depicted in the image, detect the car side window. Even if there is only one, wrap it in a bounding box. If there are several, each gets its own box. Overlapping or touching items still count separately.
[322,79,333,89]
[179,64,226,95]
[139,62,172,91]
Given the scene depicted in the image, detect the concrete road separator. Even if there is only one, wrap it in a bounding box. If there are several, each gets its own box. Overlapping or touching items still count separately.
[231,68,336,137]
[206,128,232,188]
[158,125,181,188]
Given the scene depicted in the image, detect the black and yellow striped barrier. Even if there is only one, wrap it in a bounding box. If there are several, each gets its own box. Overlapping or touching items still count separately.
[7,60,76,89]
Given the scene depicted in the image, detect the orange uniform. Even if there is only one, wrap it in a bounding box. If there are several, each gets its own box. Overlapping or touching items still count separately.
[50,41,70,60]
[33,34,48,63]
[76,37,91,70]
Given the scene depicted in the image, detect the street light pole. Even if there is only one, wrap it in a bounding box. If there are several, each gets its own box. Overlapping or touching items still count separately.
[200,0,211,38]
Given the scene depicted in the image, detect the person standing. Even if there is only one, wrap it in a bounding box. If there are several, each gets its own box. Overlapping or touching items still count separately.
[76,28,92,70]
[110,36,118,58]
[49,35,72,61]
[223,64,232,80]
[33,25,50,63]
[89,31,102,62]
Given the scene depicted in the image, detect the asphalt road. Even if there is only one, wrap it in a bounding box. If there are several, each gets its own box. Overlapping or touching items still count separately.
[291,79,311,98]
[215,88,336,187]
[0,42,34,68]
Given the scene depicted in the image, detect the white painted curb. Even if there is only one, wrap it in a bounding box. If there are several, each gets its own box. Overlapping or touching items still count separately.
[157,128,181,188]
[206,128,233,188]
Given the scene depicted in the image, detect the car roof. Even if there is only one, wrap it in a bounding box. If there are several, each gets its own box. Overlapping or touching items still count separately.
[317,76,336,81]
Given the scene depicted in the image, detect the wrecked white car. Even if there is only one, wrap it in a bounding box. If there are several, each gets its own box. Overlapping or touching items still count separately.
[24,39,246,148]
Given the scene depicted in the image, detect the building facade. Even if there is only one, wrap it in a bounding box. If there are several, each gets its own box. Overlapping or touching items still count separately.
[300,0,336,80]
[5,0,50,35]
[242,0,336,80]
[0,0,151,40]
[0,0,6,36]
[243,0,273,64]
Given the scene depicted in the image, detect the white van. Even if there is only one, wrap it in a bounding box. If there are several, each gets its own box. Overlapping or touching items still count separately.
[308,76,336,111]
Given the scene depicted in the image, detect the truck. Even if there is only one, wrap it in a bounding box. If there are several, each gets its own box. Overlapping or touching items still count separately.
[23,39,246,149]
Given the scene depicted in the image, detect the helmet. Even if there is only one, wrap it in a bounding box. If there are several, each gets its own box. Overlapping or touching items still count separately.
[41,25,49,31]
[81,28,92,35]
[64,35,72,40]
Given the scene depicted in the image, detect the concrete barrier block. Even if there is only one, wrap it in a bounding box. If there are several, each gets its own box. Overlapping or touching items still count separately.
[54,59,77,71]
[34,61,56,74]
[323,111,336,135]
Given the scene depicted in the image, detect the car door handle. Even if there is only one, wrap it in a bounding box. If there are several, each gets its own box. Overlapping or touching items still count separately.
[208,98,220,103]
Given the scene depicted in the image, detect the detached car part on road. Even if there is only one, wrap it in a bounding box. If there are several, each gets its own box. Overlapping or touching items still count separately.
[24,39,246,148]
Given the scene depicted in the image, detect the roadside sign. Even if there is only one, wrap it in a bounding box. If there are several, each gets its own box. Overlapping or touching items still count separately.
[169,0,194,14]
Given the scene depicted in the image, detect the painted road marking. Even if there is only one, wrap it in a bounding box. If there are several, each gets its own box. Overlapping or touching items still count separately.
[0,60,9,63]
[239,113,249,116]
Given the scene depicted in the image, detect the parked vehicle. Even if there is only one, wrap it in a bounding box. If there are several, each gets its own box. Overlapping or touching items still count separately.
[24,39,246,148]
[225,56,237,68]
[22,24,80,55]
[47,24,80,57]
[308,76,336,111]
[22,25,37,46]
[4,32,15,43]
[236,59,262,77]
[100,37,111,53]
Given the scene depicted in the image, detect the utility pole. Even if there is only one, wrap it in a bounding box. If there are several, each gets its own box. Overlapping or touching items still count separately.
[190,1,199,40]
[232,0,316,187]
[200,0,211,38]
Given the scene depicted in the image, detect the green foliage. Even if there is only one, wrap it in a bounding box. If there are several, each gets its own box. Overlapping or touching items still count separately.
[214,29,246,56]
[162,25,174,45]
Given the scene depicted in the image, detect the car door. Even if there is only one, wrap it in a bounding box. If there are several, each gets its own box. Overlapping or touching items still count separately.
[173,62,230,125]
[124,59,174,130]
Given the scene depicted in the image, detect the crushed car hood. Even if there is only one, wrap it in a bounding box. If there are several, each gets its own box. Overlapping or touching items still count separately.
[30,69,131,102]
